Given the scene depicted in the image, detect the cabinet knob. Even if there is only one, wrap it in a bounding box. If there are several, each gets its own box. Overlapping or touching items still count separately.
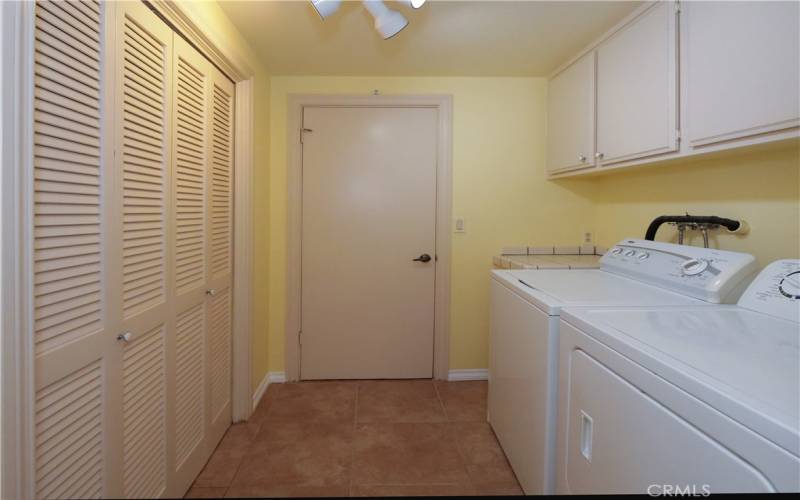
[595,152,604,159]
[578,153,587,162]
[117,332,133,343]
[206,289,216,296]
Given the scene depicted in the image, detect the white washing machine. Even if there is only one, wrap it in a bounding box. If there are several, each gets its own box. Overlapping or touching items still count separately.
[556,260,800,494]
[488,238,758,494]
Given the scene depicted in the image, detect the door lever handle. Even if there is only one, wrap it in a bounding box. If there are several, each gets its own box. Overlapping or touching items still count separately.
[412,253,432,263]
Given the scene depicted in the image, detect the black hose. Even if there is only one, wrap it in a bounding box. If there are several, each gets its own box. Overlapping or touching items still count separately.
[644,215,741,241]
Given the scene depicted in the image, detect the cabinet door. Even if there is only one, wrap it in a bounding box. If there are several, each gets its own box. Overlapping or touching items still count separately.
[547,51,595,173]
[685,1,800,147]
[596,1,678,166]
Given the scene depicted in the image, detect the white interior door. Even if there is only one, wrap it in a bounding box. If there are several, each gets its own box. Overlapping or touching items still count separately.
[205,63,235,449]
[300,106,438,380]
[113,2,173,498]
[170,34,213,493]
[31,1,114,497]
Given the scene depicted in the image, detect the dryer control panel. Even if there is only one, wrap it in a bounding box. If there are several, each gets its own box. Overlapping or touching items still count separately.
[738,259,800,323]
[601,239,757,304]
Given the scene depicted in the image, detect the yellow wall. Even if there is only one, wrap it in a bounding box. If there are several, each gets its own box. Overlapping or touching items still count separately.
[267,76,597,371]
[188,2,800,378]
[179,1,272,392]
[590,144,800,266]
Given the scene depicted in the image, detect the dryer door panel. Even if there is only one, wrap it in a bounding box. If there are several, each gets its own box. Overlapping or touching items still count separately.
[563,349,774,494]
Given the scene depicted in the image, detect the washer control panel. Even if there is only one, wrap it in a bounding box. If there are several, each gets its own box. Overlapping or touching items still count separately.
[601,238,757,303]
[738,260,800,323]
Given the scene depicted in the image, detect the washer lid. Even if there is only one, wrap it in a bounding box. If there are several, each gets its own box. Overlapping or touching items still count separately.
[492,269,702,315]
[562,306,800,456]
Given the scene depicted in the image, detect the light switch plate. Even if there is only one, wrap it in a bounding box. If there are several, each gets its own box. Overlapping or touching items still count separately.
[454,217,465,233]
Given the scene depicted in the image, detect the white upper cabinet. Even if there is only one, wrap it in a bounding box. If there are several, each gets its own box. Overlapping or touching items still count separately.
[546,0,799,177]
[685,1,800,147]
[547,51,596,174]
[596,1,677,165]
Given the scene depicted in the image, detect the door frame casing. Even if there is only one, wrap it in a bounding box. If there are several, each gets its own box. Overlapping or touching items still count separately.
[1,2,36,498]
[285,94,453,382]
[1,2,256,497]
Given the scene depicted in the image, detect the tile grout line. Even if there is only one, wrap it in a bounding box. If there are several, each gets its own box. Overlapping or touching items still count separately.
[432,379,451,422]
[434,380,478,494]
[349,381,360,497]
[224,425,258,496]
[222,386,273,496]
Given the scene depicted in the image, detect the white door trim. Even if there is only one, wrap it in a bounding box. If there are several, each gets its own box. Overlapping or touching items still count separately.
[285,94,453,382]
[1,2,36,498]
[147,1,255,423]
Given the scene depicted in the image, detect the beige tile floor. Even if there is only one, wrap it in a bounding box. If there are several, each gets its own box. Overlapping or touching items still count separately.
[185,380,522,498]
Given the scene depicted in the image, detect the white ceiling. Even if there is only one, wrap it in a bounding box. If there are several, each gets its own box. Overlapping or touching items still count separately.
[218,0,642,76]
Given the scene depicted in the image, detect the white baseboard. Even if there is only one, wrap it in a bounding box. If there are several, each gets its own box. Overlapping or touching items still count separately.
[252,371,286,410]
[447,369,488,381]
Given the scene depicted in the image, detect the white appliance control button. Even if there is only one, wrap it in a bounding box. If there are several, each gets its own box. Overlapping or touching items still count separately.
[637,252,650,260]
[610,247,623,256]
[624,250,637,257]
[681,258,708,276]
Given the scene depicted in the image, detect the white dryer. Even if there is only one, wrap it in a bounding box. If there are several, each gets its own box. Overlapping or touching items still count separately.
[556,260,800,494]
[488,239,757,494]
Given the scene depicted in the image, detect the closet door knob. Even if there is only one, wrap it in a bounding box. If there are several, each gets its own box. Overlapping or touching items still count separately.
[578,153,587,162]
[595,152,604,159]
[117,332,133,343]
[206,289,217,296]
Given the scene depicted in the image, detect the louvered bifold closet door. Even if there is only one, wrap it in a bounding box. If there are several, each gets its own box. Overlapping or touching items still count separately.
[170,34,216,493]
[31,1,115,498]
[206,65,235,448]
[111,2,174,498]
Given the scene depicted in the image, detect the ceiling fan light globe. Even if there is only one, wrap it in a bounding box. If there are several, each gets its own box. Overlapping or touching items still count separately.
[375,10,408,39]
[311,0,342,20]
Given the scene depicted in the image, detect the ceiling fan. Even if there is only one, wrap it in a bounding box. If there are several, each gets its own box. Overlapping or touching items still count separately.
[310,0,427,39]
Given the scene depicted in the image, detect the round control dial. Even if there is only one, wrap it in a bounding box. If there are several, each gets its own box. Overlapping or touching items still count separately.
[624,250,637,257]
[779,271,800,299]
[681,258,708,276]
[637,252,650,260]
[610,247,623,256]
